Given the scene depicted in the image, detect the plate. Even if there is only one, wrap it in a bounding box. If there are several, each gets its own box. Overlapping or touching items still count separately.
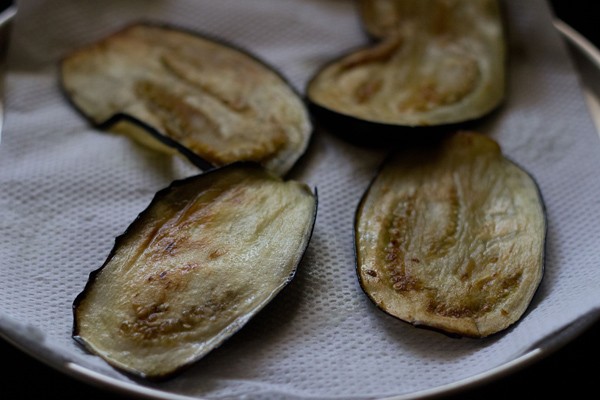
[1,1,600,399]
[554,19,600,136]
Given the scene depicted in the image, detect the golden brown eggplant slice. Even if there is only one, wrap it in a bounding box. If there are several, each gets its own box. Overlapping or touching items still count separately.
[307,0,505,131]
[60,23,312,176]
[73,163,317,379]
[355,132,545,338]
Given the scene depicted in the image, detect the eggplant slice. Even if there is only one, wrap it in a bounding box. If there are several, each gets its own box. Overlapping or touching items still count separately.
[60,23,312,177]
[307,0,505,130]
[73,163,317,379]
[355,132,545,338]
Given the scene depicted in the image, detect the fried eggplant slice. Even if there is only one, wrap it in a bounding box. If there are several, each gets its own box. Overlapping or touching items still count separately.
[73,163,317,379]
[307,0,505,130]
[60,23,312,176]
[355,132,545,338]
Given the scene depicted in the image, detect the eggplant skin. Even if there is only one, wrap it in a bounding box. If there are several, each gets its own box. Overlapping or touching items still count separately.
[307,0,505,131]
[355,132,545,338]
[72,163,317,380]
[60,22,313,177]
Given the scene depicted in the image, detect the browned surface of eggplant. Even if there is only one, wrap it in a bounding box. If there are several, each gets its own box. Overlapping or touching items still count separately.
[307,0,505,130]
[60,23,312,176]
[355,132,545,338]
[73,163,317,379]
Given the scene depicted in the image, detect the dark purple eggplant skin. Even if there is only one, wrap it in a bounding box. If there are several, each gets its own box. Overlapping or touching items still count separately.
[72,162,318,381]
[353,133,546,339]
[305,98,502,148]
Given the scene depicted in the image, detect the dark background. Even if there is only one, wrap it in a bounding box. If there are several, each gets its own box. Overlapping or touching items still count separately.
[2,1,599,399]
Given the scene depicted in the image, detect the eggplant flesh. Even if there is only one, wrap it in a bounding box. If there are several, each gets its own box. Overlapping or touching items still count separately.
[307,0,505,128]
[73,163,317,379]
[60,23,312,177]
[355,132,545,338]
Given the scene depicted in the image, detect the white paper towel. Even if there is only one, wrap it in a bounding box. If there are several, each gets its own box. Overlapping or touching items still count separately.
[1,0,600,399]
